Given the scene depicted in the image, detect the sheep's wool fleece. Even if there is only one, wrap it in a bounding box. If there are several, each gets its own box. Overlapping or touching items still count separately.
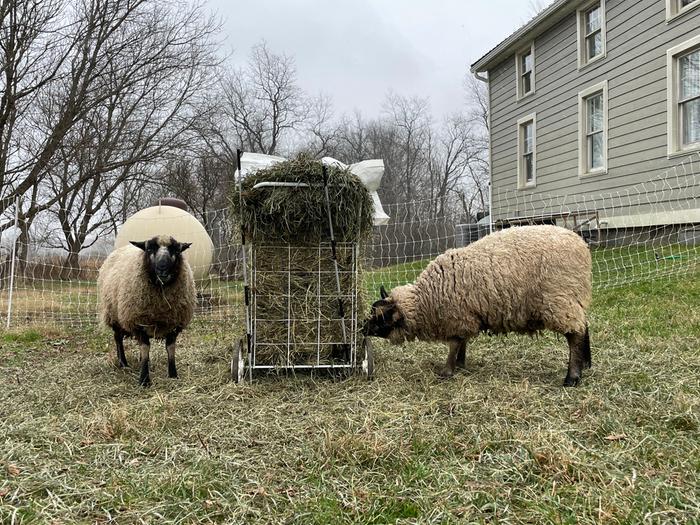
[98,243,196,338]
[390,225,592,343]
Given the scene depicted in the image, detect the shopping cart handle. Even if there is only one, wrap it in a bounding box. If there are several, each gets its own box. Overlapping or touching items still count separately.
[251,182,312,189]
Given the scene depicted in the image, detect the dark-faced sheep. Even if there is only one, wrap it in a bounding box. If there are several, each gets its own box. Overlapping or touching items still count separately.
[365,225,593,386]
[98,235,197,387]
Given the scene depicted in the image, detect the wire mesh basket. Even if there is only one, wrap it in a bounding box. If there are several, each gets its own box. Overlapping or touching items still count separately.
[231,153,373,382]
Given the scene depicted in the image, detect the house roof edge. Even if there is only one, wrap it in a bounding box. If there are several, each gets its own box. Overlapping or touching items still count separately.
[470,0,579,74]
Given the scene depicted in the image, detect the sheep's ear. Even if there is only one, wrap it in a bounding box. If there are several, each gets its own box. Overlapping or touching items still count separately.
[180,242,192,253]
[380,285,388,299]
[130,241,147,251]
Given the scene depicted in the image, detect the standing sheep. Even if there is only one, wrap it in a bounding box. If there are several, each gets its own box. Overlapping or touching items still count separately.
[98,235,197,387]
[365,225,593,386]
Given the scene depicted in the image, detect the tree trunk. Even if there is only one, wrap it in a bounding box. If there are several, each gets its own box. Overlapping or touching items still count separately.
[16,217,31,276]
[61,241,81,281]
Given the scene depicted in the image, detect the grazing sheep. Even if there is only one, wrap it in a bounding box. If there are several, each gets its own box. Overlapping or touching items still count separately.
[365,225,593,386]
[98,235,196,387]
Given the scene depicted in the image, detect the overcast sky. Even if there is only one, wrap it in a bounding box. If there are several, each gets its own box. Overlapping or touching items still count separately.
[204,0,537,120]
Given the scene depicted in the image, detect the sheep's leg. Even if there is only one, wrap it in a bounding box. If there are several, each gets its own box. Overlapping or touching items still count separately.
[582,325,592,369]
[456,339,468,369]
[165,330,179,379]
[439,338,464,378]
[113,326,128,368]
[564,331,586,387]
[135,330,151,387]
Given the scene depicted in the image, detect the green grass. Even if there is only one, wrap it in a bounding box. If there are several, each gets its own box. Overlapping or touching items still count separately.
[1,329,42,344]
[363,244,700,299]
[1,273,699,523]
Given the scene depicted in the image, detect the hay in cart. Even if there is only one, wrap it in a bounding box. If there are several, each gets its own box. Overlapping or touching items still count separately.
[232,155,373,368]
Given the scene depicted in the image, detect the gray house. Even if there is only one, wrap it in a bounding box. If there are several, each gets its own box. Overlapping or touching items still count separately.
[471,0,700,231]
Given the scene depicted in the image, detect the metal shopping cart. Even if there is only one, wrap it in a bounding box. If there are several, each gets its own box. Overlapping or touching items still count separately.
[231,151,373,382]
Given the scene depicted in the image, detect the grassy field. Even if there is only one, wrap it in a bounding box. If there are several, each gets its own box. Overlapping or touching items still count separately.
[0,244,697,328]
[1,270,699,523]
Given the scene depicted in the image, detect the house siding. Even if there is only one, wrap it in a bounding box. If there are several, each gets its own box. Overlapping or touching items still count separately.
[488,0,700,220]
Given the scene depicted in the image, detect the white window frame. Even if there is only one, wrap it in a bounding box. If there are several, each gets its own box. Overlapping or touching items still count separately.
[517,113,537,189]
[666,0,700,21]
[578,81,608,177]
[577,0,606,69]
[667,34,700,157]
[515,42,535,101]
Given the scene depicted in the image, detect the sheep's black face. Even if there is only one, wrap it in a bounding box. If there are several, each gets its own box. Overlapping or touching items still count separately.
[131,236,191,287]
[364,285,404,339]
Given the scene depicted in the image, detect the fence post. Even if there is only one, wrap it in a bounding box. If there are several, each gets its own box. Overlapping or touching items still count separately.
[5,196,19,329]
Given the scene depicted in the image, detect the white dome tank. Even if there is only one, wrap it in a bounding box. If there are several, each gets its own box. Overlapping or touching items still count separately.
[115,203,214,280]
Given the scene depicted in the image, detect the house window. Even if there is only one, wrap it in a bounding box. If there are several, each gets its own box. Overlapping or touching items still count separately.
[586,94,605,170]
[667,0,700,19]
[578,81,608,176]
[516,43,535,99]
[680,50,700,147]
[577,1,606,68]
[517,114,536,188]
[667,36,700,155]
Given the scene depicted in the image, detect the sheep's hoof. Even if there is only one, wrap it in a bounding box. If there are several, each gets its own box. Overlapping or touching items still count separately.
[563,375,580,387]
[140,377,152,388]
[118,360,129,368]
[437,366,455,379]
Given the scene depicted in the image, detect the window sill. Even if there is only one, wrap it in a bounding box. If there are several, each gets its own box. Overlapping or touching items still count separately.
[577,52,606,71]
[666,2,700,22]
[517,182,537,191]
[667,144,700,159]
[516,90,536,102]
[579,168,608,179]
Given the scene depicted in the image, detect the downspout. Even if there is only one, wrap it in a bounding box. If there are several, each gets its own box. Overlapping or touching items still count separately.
[472,70,493,234]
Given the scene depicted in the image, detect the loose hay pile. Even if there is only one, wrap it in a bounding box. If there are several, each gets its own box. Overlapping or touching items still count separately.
[233,155,373,367]
[233,154,373,244]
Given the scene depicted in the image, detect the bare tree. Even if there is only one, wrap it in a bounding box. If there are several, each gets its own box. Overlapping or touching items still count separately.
[465,75,489,134]
[24,0,220,275]
[334,111,362,161]
[462,75,491,218]
[0,0,69,202]
[304,94,340,158]
[424,115,484,218]
[382,91,431,204]
[158,154,230,231]
[220,41,308,155]
[0,0,219,232]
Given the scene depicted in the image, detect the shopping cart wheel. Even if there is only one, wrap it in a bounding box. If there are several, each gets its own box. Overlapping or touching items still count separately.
[361,337,374,380]
[231,339,245,383]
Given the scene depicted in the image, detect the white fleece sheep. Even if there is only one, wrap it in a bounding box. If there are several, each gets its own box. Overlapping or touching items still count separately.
[98,235,196,386]
[366,225,593,386]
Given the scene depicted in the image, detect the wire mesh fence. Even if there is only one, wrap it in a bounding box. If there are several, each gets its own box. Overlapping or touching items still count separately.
[0,152,698,330]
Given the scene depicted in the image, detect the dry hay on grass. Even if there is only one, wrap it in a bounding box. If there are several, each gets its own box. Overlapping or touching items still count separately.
[233,155,372,368]
[1,276,699,523]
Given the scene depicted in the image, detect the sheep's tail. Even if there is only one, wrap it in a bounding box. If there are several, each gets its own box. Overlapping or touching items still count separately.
[582,324,592,369]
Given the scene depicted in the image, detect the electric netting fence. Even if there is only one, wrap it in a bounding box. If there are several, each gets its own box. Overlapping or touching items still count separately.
[0,152,698,330]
